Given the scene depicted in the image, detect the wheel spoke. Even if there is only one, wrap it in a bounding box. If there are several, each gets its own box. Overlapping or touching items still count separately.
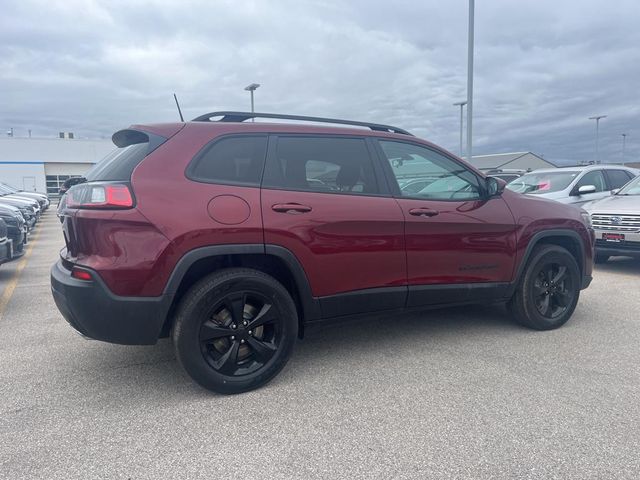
[545,266,554,283]
[246,336,277,363]
[200,321,230,342]
[214,341,240,375]
[555,290,572,307]
[247,303,277,330]
[538,294,552,317]
[227,293,246,325]
[552,266,567,284]
[533,280,546,297]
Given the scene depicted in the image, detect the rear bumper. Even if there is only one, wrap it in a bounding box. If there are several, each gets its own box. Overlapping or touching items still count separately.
[50,259,170,345]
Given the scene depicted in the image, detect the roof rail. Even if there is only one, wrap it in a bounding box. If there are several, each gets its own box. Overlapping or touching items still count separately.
[191,111,413,136]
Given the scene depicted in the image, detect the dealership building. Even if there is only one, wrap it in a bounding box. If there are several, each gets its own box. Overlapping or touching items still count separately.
[0,136,114,196]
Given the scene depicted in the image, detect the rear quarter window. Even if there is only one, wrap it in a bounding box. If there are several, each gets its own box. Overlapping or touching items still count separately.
[186,135,268,186]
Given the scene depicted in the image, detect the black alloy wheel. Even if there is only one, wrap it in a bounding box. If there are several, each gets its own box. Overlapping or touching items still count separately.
[173,268,298,394]
[531,262,575,320]
[508,244,581,330]
[199,291,281,376]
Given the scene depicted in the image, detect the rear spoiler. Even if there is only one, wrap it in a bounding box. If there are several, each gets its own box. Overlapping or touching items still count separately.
[112,129,167,155]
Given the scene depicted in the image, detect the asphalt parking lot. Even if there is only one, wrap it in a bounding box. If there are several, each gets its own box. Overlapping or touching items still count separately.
[1,212,639,479]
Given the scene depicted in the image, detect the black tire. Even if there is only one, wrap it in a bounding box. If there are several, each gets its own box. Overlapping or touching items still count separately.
[507,244,581,330]
[172,268,298,394]
[594,253,610,264]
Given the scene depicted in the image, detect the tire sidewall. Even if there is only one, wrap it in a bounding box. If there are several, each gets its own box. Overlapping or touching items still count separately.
[173,269,298,394]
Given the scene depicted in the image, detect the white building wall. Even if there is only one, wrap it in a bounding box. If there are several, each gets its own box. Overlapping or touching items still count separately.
[0,137,114,163]
[44,163,94,176]
[0,137,113,195]
[0,163,46,192]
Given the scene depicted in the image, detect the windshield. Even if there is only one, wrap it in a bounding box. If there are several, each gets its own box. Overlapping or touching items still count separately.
[617,175,640,195]
[506,171,580,194]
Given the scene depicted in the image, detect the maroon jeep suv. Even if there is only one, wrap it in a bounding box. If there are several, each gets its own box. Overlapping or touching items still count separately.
[51,112,594,394]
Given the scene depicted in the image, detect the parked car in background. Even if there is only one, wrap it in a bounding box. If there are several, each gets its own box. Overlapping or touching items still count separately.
[398,177,438,195]
[0,205,27,258]
[506,165,639,207]
[583,174,640,263]
[0,182,49,210]
[52,111,594,394]
[58,176,85,197]
[0,218,12,265]
[485,169,527,184]
[0,195,39,228]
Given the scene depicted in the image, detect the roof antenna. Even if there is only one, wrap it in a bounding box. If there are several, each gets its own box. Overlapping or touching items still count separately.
[173,93,184,122]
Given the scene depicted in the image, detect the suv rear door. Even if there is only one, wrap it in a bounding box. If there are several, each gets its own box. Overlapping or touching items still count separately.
[373,139,517,307]
[261,135,406,317]
[604,169,635,191]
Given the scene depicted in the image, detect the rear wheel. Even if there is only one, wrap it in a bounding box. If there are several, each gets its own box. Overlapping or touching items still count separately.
[508,245,581,330]
[594,253,610,264]
[173,268,298,394]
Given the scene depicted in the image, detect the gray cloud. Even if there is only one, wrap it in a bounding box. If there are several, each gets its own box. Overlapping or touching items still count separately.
[1,0,639,164]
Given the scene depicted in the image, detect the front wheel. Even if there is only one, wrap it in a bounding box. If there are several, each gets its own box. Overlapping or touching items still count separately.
[172,268,298,394]
[508,245,581,330]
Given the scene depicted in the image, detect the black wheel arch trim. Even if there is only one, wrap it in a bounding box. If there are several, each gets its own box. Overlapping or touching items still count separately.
[163,243,321,323]
[513,229,588,292]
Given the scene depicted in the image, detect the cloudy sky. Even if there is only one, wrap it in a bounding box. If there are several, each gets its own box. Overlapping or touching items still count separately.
[1,0,639,164]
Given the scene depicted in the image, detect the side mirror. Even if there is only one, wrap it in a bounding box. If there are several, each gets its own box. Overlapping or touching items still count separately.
[611,188,621,195]
[486,176,506,197]
[578,185,597,195]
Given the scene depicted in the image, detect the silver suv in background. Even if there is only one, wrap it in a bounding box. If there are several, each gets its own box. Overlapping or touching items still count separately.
[506,165,639,207]
[583,174,640,263]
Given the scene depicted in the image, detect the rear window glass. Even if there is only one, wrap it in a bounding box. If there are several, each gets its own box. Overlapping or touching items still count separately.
[85,143,149,182]
[607,170,633,189]
[506,171,579,194]
[187,136,267,186]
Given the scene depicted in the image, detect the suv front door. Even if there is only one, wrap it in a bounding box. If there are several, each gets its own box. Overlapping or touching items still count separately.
[261,135,407,317]
[375,140,517,307]
[570,170,609,205]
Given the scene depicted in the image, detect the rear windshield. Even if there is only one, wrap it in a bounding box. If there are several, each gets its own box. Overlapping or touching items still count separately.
[85,143,149,182]
[506,171,579,194]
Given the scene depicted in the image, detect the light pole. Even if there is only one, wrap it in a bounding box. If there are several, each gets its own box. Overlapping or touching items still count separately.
[588,115,607,164]
[453,101,467,157]
[244,83,260,120]
[466,0,475,163]
[621,133,627,160]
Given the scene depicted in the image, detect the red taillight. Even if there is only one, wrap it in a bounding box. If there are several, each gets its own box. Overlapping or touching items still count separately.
[71,267,93,281]
[104,184,133,207]
[67,183,133,209]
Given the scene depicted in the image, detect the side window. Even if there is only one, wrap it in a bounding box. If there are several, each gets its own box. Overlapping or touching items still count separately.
[576,170,606,192]
[606,170,633,189]
[187,136,267,186]
[379,140,482,200]
[263,137,379,195]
